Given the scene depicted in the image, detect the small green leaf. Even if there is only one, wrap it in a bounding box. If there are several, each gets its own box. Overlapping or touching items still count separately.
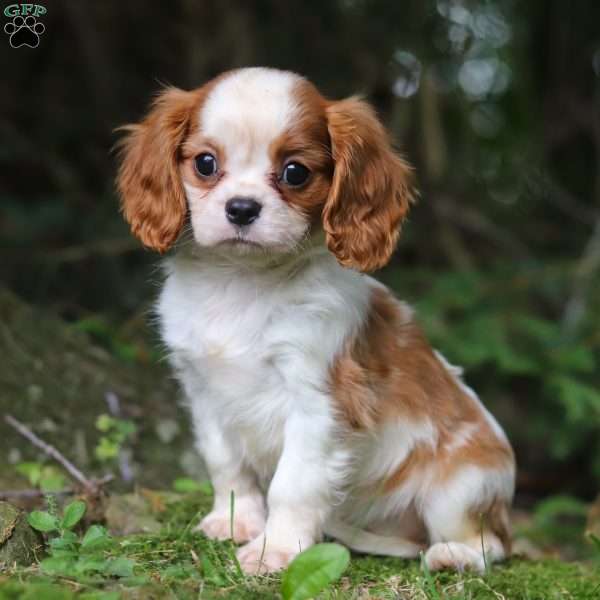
[15,461,42,486]
[116,419,136,437]
[40,555,76,575]
[172,477,201,493]
[27,510,59,532]
[197,480,213,495]
[95,414,115,433]
[40,475,67,492]
[201,553,225,585]
[95,436,120,460]
[49,535,78,552]
[39,466,67,492]
[281,543,350,600]
[59,530,78,542]
[81,524,111,550]
[61,500,87,529]
[74,556,109,574]
[172,477,212,494]
[105,556,135,577]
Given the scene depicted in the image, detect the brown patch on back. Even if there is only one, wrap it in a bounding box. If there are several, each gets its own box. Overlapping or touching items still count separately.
[330,286,473,428]
[329,285,515,490]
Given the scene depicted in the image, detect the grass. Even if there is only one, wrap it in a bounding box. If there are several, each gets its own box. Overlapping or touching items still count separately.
[1,491,599,599]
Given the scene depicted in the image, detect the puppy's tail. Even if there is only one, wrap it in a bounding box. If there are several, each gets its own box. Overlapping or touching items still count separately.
[324,519,423,558]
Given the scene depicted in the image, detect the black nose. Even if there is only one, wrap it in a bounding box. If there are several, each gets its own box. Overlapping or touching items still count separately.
[225,197,262,226]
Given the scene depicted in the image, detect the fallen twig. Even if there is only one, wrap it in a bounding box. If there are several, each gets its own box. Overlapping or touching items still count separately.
[4,414,113,495]
[5,414,90,487]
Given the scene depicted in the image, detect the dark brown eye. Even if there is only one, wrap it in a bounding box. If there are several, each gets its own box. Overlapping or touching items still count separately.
[281,162,310,187]
[195,153,218,177]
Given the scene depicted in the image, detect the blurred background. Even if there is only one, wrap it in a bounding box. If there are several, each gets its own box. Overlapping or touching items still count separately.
[1,0,599,559]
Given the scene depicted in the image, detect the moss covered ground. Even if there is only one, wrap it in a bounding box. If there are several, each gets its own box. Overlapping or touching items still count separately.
[1,490,599,600]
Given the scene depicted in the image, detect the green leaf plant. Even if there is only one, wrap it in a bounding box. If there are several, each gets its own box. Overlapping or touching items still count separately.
[27,499,136,581]
[281,543,350,600]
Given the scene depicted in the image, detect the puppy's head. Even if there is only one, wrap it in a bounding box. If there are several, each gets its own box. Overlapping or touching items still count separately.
[117,67,415,271]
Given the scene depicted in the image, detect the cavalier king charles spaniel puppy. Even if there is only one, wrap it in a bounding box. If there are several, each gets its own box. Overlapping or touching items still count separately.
[117,67,515,574]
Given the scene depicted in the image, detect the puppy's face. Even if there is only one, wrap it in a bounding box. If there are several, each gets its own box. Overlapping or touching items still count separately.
[180,70,332,255]
[117,67,415,271]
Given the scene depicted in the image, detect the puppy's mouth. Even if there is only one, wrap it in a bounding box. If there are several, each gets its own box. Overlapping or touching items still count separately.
[217,237,264,249]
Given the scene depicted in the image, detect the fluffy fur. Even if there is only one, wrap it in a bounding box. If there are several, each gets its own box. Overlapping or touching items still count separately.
[117,67,515,574]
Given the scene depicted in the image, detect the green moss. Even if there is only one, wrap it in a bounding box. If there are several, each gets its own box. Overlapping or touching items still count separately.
[2,493,599,599]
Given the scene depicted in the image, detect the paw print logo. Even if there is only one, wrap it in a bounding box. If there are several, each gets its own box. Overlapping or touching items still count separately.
[4,15,45,48]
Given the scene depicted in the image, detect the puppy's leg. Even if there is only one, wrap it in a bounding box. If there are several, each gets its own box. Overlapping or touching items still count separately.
[193,414,265,544]
[422,467,512,573]
[237,412,346,574]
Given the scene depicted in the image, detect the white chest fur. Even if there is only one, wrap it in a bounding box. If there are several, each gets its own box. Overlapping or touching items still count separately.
[157,250,371,475]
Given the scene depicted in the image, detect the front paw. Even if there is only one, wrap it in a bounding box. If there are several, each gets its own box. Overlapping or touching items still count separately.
[196,509,265,544]
[236,536,299,574]
[424,542,486,573]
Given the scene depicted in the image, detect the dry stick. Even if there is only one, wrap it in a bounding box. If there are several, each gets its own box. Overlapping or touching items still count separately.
[5,414,90,487]
[4,414,113,494]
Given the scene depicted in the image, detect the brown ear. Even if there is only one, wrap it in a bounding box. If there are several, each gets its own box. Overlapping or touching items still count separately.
[116,87,197,253]
[323,97,415,272]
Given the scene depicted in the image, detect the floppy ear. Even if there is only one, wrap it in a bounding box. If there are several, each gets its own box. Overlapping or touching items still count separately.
[323,97,415,272]
[116,87,197,253]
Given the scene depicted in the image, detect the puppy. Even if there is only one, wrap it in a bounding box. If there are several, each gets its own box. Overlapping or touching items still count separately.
[117,67,515,574]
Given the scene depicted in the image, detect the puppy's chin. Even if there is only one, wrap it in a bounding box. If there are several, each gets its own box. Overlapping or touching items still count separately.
[216,238,270,256]
[186,235,311,268]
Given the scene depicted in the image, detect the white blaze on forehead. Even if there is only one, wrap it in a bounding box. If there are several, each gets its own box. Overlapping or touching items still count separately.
[199,68,302,158]
[186,68,311,252]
